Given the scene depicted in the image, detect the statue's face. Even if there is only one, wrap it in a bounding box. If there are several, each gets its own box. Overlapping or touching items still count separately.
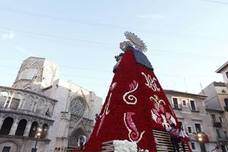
[120,41,132,51]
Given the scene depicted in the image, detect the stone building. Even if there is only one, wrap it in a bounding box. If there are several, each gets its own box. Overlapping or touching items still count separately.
[216,61,228,121]
[201,82,228,152]
[0,57,102,152]
[197,60,228,152]
[165,90,216,152]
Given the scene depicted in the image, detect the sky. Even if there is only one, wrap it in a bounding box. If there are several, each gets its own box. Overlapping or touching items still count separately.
[0,0,227,100]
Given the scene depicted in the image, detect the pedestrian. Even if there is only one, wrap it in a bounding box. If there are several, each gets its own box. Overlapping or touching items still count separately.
[169,123,180,152]
[78,135,86,150]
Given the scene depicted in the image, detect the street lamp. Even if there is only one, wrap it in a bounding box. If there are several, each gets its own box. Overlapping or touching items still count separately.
[195,132,209,143]
[197,133,203,142]
[195,132,209,152]
[32,127,43,152]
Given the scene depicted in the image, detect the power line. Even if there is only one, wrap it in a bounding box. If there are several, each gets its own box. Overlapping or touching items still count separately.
[1,5,227,40]
[199,0,228,5]
[0,7,129,30]
[0,27,226,60]
[0,27,112,46]
[0,65,221,79]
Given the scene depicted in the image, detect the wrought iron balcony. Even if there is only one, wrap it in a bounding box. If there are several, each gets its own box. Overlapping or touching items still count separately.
[191,109,200,113]
[173,105,182,110]
[213,122,222,128]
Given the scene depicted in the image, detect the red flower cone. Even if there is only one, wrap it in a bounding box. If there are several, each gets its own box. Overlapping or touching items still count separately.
[84,43,189,152]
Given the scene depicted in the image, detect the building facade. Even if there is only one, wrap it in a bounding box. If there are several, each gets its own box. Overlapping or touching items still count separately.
[198,60,228,152]
[206,108,228,152]
[216,61,228,123]
[0,57,102,152]
[165,90,217,152]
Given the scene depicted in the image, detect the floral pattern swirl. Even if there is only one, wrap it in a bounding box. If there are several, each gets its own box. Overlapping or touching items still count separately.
[123,80,138,105]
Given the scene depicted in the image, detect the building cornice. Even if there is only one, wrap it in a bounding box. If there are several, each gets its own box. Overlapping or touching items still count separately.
[215,61,228,73]
[164,89,207,99]
[0,109,54,123]
[0,85,57,103]
[205,108,224,113]
[0,134,51,142]
[213,81,226,87]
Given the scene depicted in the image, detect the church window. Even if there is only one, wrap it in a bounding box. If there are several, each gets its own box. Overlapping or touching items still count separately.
[2,146,11,152]
[15,119,27,136]
[0,117,14,135]
[70,97,86,118]
[10,98,20,110]
[41,124,48,138]
[29,121,38,137]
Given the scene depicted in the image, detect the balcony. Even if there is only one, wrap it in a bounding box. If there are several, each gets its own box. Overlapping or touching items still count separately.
[173,104,182,110]
[173,107,182,110]
[213,122,222,128]
[191,109,200,113]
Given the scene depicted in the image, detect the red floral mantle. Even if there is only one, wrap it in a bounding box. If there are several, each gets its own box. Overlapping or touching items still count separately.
[84,47,181,152]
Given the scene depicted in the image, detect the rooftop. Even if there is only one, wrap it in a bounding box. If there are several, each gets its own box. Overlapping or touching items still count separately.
[215,61,228,73]
[164,89,207,99]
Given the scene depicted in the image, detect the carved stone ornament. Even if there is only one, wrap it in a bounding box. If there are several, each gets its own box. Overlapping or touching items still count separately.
[70,97,86,118]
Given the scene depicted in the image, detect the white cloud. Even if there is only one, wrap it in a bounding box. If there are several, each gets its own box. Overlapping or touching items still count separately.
[137,14,165,20]
[1,31,15,40]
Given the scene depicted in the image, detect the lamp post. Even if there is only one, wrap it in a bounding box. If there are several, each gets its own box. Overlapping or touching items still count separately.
[197,133,203,142]
[32,127,43,152]
[195,132,208,152]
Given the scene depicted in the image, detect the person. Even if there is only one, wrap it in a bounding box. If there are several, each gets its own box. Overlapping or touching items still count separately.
[169,123,180,152]
[179,125,189,152]
[77,135,86,150]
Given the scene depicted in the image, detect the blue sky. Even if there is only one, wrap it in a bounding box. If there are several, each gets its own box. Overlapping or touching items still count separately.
[0,0,227,100]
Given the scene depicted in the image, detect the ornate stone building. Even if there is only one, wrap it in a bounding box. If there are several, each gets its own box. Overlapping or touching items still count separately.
[0,57,102,152]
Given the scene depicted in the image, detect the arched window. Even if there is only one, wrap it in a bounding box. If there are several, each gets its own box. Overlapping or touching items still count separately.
[29,121,38,137]
[15,119,27,136]
[41,124,48,138]
[0,117,14,135]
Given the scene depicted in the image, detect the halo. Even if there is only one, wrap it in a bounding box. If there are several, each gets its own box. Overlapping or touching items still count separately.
[124,32,147,52]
